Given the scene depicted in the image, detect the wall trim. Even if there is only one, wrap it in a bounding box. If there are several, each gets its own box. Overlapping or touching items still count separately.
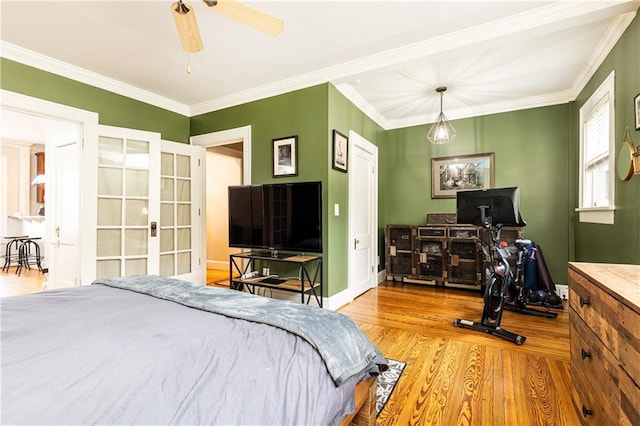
[1,42,189,116]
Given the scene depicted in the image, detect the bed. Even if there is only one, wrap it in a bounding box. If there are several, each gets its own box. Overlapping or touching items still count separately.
[1,276,387,425]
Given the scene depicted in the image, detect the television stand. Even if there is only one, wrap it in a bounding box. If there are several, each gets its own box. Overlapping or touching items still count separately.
[230,251,323,307]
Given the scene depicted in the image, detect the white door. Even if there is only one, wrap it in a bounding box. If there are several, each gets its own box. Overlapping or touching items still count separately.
[46,130,81,289]
[93,126,161,279]
[348,131,378,298]
[159,140,203,283]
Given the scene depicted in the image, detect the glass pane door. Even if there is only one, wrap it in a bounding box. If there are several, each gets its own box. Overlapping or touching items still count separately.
[96,133,158,279]
[159,140,202,283]
[160,152,192,276]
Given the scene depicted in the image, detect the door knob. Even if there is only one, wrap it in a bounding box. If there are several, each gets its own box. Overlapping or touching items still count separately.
[354,238,360,250]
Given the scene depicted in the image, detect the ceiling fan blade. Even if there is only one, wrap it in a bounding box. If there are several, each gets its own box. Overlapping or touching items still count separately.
[202,0,283,36]
[171,1,204,52]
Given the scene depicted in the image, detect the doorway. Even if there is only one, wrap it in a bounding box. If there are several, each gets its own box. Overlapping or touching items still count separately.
[1,104,85,292]
[191,126,252,285]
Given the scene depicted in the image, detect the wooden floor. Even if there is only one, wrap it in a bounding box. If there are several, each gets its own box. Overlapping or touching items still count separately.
[0,267,46,297]
[340,281,578,426]
[1,272,578,425]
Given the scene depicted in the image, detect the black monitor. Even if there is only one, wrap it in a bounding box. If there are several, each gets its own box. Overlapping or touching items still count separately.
[456,187,526,227]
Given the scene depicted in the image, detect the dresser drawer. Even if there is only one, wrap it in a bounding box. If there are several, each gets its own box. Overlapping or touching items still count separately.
[570,267,640,381]
[569,269,622,353]
[619,365,640,425]
[570,313,620,422]
[571,362,616,425]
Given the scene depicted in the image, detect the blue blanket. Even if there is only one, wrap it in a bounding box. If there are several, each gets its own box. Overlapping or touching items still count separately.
[94,276,387,385]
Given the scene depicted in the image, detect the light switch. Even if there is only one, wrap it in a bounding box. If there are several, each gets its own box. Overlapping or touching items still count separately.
[334,203,340,216]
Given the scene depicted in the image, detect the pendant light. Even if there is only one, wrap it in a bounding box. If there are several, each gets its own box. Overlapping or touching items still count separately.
[427,86,456,144]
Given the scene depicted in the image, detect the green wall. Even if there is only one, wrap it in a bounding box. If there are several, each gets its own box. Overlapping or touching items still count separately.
[571,13,640,264]
[327,85,385,293]
[191,84,385,296]
[191,85,335,294]
[1,58,190,143]
[3,12,637,294]
[385,105,572,284]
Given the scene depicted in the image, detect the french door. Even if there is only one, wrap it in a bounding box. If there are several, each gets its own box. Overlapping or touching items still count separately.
[93,125,202,283]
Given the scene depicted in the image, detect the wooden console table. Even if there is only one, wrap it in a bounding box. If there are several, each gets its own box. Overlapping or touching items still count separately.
[230,251,323,307]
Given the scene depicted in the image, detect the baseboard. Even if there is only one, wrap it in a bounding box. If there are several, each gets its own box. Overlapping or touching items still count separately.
[207,260,227,270]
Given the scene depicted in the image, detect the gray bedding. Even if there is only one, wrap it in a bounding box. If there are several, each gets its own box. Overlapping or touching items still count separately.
[1,277,386,425]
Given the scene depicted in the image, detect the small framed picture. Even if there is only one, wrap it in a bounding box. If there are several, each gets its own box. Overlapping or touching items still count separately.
[332,129,348,173]
[272,135,298,177]
[634,93,640,130]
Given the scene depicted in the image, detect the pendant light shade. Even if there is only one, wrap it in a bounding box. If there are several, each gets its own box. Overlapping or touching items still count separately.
[427,86,456,144]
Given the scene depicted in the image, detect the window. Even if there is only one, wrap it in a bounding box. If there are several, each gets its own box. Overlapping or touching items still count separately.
[578,71,615,224]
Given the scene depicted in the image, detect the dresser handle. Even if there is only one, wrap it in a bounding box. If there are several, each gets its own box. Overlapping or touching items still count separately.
[582,405,592,417]
[581,348,591,360]
[579,297,590,307]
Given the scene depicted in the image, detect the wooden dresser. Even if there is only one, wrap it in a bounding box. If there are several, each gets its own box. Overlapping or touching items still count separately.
[568,262,640,424]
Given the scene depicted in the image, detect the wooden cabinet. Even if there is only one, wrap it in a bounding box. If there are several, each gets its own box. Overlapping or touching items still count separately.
[385,217,523,288]
[568,262,640,424]
[385,225,414,277]
[415,226,447,281]
[35,152,45,203]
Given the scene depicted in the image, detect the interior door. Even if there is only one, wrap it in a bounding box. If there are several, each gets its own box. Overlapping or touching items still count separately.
[348,131,379,298]
[46,131,81,289]
[159,140,203,283]
[94,126,160,279]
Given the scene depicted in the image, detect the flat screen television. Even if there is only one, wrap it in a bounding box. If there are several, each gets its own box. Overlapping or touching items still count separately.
[228,181,323,253]
[456,187,526,227]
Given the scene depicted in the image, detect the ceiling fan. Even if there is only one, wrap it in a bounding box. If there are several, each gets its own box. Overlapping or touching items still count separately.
[171,0,284,53]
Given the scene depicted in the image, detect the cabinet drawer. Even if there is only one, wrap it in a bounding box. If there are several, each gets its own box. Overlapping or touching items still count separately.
[569,269,640,382]
[571,361,616,425]
[448,226,479,239]
[417,226,446,237]
[619,365,640,425]
[570,313,620,420]
[569,269,622,354]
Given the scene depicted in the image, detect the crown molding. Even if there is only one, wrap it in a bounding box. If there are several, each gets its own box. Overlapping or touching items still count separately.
[383,90,574,130]
[332,83,389,130]
[189,70,332,116]
[0,42,190,116]
[569,10,637,100]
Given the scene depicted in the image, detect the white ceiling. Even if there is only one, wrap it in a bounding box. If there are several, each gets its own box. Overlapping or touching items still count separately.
[1,0,639,135]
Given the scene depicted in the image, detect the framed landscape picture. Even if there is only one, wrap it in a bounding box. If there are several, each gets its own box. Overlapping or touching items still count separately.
[431,152,495,199]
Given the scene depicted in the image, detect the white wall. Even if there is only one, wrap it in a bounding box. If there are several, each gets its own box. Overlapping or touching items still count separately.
[0,140,45,237]
[206,151,242,270]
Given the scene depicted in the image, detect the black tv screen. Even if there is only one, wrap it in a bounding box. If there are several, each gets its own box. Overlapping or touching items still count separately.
[228,181,323,253]
[228,185,264,248]
[456,187,526,227]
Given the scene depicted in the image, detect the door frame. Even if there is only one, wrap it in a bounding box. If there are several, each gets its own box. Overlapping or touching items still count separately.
[190,125,252,281]
[1,90,99,286]
[347,131,379,299]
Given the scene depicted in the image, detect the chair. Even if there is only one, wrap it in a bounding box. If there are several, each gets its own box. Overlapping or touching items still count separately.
[2,236,28,272]
[15,238,44,276]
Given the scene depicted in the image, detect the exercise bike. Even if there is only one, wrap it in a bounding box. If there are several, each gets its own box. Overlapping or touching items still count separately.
[452,189,556,345]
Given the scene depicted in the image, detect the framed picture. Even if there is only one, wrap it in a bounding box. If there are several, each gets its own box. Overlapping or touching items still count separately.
[272,135,298,177]
[332,129,348,172]
[431,152,495,199]
[635,93,640,130]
